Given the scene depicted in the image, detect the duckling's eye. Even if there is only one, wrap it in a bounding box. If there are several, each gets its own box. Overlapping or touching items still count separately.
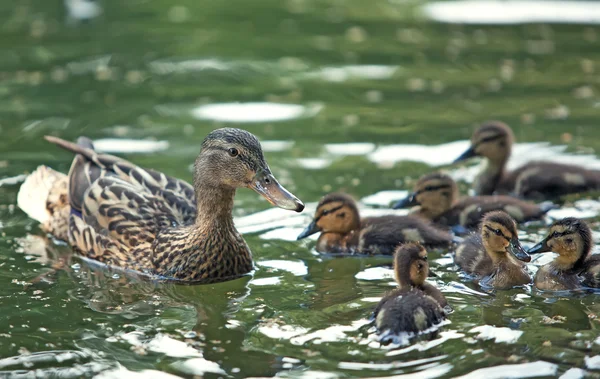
[337,212,346,218]
[551,231,559,238]
[565,238,573,244]
[417,263,423,270]
[228,148,239,157]
[494,229,502,236]
[424,186,434,192]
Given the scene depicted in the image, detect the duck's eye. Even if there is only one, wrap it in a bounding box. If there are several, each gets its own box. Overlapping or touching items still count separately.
[424,186,434,192]
[551,231,559,238]
[337,212,346,218]
[228,148,239,157]
[565,238,573,244]
[417,263,423,270]
[494,229,502,236]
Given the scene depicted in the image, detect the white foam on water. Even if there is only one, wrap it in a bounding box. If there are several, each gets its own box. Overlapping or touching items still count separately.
[259,227,311,241]
[261,140,294,152]
[454,361,557,379]
[190,102,322,123]
[560,368,587,379]
[171,358,226,376]
[258,323,309,340]
[289,319,370,345]
[93,139,169,154]
[468,325,523,344]
[94,367,182,379]
[303,65,399,82]
[119,332,201,358]
[355,267,394,281]
[585,355,600,369]
[295,158,332,169]
[325,143,376,156]
[257,260,308,276]
[422,0,600,25]
[361,191,410,208]
[249,277,282,286]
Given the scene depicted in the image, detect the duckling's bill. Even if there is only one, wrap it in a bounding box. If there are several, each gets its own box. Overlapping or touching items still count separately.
[249,169,304,212]
[527,238,551,255]
[453,145,477,163]
[393,192,418,209]
[297,220,319,240]
[509,237,531,262]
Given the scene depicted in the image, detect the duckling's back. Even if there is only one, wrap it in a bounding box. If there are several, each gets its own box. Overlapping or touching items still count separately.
[375,288,446,344]
[441,196,550,229]
[359,215,453,255]
[581,255,600,288]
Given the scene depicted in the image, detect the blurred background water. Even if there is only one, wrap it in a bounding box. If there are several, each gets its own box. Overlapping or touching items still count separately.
[2,0,600,378]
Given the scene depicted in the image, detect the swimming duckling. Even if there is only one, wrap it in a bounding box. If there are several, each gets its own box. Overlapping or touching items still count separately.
[374,243,447,343]
[297,192,454,255]
[19,128,304,283]
[455,211,531,289]
[454,121,600,199]
[393,172,553,230]
[528,217,600,290]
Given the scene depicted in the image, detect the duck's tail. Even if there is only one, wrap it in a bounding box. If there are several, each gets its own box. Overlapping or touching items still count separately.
[17,165,67,226]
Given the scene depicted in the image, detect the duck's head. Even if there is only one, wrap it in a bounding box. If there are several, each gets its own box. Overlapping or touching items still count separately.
[393,243,430,288]
[393,172,458,217]
[195,128,304,212]
[454,121,514,164]
[528,217,592,269]
[480,211,530,262]
[297,192,360,240]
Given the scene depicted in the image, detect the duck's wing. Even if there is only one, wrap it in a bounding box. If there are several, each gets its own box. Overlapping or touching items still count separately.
[69,175,186,270]
[45,136,196,223]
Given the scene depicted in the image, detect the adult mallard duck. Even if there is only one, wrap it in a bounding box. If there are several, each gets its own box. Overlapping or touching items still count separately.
[17,128,304,283]
[454,211,531,289]
[393,172,554,231]
[528,217,600,290]
[453,121,600,199]
[374,243,447,344]
[297,192,454,255]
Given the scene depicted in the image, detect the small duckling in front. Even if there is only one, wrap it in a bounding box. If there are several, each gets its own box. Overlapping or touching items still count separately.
[374,243,447,344]
[455,211,531,289]
[453,121,600,199]
[528,217,600,290]
[393,172,554,230]
[297,192,454,255]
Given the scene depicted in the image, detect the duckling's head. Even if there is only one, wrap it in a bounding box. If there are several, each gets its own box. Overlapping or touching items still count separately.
[393,243,430,288]
[480,211,530,262]
[196,128,304,212]
[297,192,360,240]
[528,217,592,270]
[454,121,514,164]
[393,173,458,217]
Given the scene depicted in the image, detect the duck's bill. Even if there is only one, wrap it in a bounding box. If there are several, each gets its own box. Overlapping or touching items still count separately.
[527,238,551,254]
[392,193,417,209]
[508,238,531,262]
[250,172,304,212]
[453,146,477,163]
[297,220,320,240]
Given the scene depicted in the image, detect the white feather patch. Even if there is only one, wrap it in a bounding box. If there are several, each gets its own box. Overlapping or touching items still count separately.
[17,166,65,224]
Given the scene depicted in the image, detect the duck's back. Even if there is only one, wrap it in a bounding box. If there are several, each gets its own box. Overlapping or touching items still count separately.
[504,161,600,199]
[438,195,548,229]
[358,215,453,254]
[374,288,445,344]
[580,255,600,288]
[454,234,493,277]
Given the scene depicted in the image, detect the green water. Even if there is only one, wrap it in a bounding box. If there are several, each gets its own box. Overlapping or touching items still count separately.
[2,0,600,377]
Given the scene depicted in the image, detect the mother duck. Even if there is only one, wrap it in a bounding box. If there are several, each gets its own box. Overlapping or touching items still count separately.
[18,128,304,283]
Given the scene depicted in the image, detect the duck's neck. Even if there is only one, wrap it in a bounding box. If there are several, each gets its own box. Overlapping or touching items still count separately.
[194,182,236,230]
[475,158,507,195]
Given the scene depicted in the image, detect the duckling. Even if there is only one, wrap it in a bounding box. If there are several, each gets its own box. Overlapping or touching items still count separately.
[19,128,304,283]
[374,243,447,343]
[454,121,600,199]
[528,217,600,290]
[393,172,554,230]
[455,211,531,289]
[297,192,454,255]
